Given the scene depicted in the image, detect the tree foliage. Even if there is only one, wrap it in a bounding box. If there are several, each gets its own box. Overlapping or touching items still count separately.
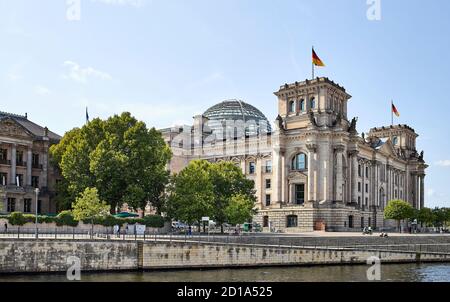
[384,199,415,231]
[72,187,110,223]
[50,112,172,213]
[167,160,257,231]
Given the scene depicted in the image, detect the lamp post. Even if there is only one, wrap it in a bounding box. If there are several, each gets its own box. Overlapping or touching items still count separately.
[35,188,40,239]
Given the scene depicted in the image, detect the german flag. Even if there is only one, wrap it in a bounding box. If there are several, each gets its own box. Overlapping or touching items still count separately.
[312,48,325,67]
[392,103,400,117]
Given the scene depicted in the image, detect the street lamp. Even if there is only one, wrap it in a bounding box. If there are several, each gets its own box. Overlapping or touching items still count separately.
[35,188,40,239]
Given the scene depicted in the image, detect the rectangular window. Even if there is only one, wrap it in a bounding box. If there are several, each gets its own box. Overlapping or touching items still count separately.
[16,174,24,187]
[32,153,40,168]
[358,196,361,204]
[265,179,271,189]
[295,184,305,205]
[361,217,365,228]
[0,172,7,186]
[358,182,361,192]
[32,176,39,188]
[263,216,269,228]
[37,200,42,214]
[265,194,271,206]
[366,167,369,177]
[365,184,369,193]
[358,165,362,177]
[7,198,15,212]
[265,160,272,173]
[249,162,256,175]
[286,215,298,228]
[16,150,24,166]
[0,149,8,162]
[24,199,32,213]
[365,197,368,205]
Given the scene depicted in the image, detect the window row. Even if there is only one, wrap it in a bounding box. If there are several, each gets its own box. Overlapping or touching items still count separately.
[0,173,39,188]
[0,148,41,167]
[6,198,42,213]
[288,97,316,113]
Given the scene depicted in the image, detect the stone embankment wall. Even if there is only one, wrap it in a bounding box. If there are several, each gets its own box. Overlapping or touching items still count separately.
[1,238,450,273]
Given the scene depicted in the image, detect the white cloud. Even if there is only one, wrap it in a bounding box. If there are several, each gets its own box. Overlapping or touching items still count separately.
[90,0,146,7]
[63,61,112,84]
[34,85,51,96]
[435,160,450,167]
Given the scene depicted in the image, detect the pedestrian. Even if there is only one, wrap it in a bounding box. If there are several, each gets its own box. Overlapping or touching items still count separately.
[118,225,121,237]
[4,223,7,233]
[188,225,192,237]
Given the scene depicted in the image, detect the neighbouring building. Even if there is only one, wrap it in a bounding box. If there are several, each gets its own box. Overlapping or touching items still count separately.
[161,77,428,232]
[0,111,61,215]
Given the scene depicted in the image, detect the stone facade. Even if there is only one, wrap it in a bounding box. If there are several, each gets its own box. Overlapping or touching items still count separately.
[0,112,61,215]
[162,77,428,232]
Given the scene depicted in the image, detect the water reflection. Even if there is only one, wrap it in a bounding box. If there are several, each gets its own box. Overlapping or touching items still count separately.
[1,264,449,282]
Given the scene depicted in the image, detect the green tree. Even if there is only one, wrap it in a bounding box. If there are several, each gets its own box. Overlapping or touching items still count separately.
[209,161,256,232]
[384,199,415,232]
[166,160,215,231]
[432,207,449,229]
[415,208,434,227]
[72,187,110,230]
[224,194,257,226]
[50,112,171,213]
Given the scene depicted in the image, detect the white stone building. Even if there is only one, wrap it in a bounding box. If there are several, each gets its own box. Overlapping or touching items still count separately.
[162,77,428,232]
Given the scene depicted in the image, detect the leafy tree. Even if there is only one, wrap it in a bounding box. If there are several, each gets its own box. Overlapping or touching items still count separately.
[209,161,256,232]
[50,112,171,213]
[415,208,434,227]
[166,160,215,231]
[384,199,414,232]
[224,194,257,225]
[72,187,110,230]
[166,160,257,233]
[432,207,448,228]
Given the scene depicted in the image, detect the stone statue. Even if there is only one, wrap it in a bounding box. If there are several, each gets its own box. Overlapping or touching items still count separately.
[275,115,284,131]
[348,117,358,134]
[419,151,424,161]
[308,110,318,127]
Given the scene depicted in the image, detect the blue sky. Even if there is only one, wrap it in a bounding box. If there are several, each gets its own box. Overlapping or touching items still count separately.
[1,0,449,207]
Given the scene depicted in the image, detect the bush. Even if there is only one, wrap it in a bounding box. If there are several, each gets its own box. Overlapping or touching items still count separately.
[56,211,78,227]
[143,215,165,228]
[8,212,27,226]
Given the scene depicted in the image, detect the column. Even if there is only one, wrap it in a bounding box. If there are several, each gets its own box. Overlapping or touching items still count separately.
[334,146,344,202]
[10,144,16,185]
[27,148,32,186]
[273,148,283,205]
[255,158,263,206]
[351,151,358,203]
[281,155,287,203]
[307,144,317,202]
[420,176,425,210]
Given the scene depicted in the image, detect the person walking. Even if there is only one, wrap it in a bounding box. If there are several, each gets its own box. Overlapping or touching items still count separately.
[4,223,7,234]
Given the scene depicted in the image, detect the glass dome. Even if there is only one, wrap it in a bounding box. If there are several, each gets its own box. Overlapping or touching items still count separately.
[203,99,272,138]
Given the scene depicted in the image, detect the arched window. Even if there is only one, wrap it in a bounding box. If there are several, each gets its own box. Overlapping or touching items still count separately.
[300,99,305,112]
[310,97,316,109]
[289,100,296,113]
[292,153,307,170]
[393,136,398,145]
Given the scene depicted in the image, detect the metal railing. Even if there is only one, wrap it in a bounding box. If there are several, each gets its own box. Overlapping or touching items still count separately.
[2,228,450,255]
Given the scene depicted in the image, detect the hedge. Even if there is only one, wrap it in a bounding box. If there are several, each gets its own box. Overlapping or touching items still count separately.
[2,212,166,228]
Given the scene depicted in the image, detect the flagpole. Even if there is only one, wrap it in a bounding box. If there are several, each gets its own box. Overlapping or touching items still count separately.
[391,100,393,126]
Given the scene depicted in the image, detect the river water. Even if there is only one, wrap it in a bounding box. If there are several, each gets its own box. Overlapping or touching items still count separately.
[1,263,450,282]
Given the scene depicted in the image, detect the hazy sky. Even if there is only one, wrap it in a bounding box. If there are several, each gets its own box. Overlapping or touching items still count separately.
[1,0,449,207]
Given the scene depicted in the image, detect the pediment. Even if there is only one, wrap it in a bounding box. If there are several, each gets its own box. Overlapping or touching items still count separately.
[0,118,34,139]
[288,171,308,181]
[378,139,397,157]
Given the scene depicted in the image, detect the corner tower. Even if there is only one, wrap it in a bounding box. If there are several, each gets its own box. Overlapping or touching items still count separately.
[274,77,352,130]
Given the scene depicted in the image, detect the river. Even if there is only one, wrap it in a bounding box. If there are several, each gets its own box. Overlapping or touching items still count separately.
[1,263,450,282]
